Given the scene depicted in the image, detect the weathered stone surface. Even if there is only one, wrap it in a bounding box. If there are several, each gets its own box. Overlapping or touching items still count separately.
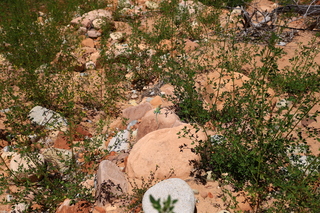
[85,61,96,70]
[110,32,123,40]
[53,125,92,150]
[87,29,101,38]
[107,130,130,152]
[95,160,128,206]
[41,148,72,173]
[142,178,195,213]
[122,102,152,123]
[145,1,159,10]
[160,84,175,96]
[126,124,203,180]
[28,106,68,130]
[81,38,95,48]
[136,108,183,141]
[92,18,105,30]
[9,153,45,182]
[56,199,91,213]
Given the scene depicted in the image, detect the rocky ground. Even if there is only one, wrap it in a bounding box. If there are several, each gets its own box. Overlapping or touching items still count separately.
[0,0,320,212]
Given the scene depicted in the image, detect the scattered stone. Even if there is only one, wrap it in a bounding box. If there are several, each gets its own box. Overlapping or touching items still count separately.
[126,125,203,180]
[145,1,159,10]
[160,84,175,96]
[136,108,183,141]
[110,32,124,41]
[278,41,287,46]
[113,43,130,57]
[89,51,101,65]
[276,98,292,108]
[107,130,130,152]
[81,38,95,48]
[87,29,101,38]
[28,106,68,131]
[208,192,213,198]
[142,178,195,213]
[218,211,230,213]
[9,153,45,182]
[12,203,28,212]
[56,199,91,213]
[149,95,163,107]
[92,18,105,30]
[95,160,128,206]
[78,26,87,35]
[122,102,152,123]
[200,191,208,199]
[41,148,72,173]
[127,120,138,130]
[178,0,205,14]
[53,125,92,149]
[118,0,133,8]
[85,61,96,70]
[80,72,89,77]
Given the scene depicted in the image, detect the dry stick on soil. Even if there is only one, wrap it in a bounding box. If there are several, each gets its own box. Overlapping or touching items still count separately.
[239,4,320,32]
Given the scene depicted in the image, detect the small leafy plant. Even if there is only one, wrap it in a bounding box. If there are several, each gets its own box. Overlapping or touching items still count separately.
[150,194,178,213]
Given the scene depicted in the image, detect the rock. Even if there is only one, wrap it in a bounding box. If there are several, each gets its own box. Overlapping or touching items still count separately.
[218,211,230,213]
[149,96,163,107]
[145,1,159,10]
[142,178,195,213]
[87,29,101,38]
[9,153,45,182]
[73,58,86,72]
[11,203,28,212]
[70,9,112,28]
[70,17,90,28]
[107,130,130,152]
[160,84,175,96]
[89,51,101,67]
[78,27,87,35]
[136,108,183,141]
[113,43,130,57]
[276,98,292,108]
[54,125,92,150]
[85,61,96,70]
[200,191,208,199]
[126,124,203,180]
[95,160,128,206]
[122,102,153,123]
[118,0,132,8]
[92,18,105,30]
[178,0,205,14]
[110,32,123,41]
[127,120,138,130]
[184,39,199,52]
[28,106,68,131]
[56,199,91,213]
[81,38,95,48]
[41,148,72,173]
[84,9,112,21]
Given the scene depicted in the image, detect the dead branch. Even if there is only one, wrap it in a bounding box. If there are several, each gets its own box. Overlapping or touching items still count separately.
[273,5,320,16]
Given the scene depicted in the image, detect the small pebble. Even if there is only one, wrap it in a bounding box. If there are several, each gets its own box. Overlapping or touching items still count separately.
[200,191,208,199]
